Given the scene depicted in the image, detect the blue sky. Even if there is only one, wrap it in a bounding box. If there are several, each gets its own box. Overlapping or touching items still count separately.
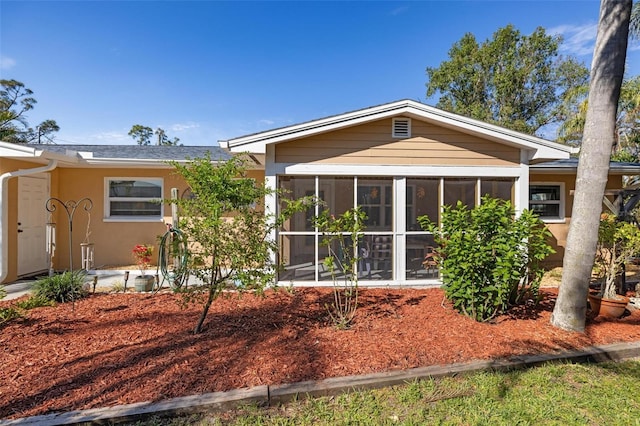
[1,1,639,146]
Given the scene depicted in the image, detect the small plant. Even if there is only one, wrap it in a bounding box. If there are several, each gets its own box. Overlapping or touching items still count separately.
[15,294,56,310]
[313,207,367,329]
[132,244,154,277]
[594,213,640,299]
[33,270,88,303]
[0,306,23,326]
[111,280,126,293]
[419,196,554,322]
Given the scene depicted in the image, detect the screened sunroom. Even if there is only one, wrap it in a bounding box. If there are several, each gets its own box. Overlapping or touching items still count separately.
[222,100,575,287]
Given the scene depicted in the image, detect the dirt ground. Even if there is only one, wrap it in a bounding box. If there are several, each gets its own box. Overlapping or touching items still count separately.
[1,285,640,420]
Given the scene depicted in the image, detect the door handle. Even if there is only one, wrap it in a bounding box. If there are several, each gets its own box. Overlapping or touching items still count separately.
[17,229,23,233]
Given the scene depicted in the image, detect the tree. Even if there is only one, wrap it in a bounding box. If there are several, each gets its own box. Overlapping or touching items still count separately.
[128,124,181,146]
[155,127,180,146]
[128,124,153,145]
[557,75,640,157]
[550,0,632,333]
[170,153,312,334]
[426,25,589,136]
[0,79,59,144]
[631,2,640,38]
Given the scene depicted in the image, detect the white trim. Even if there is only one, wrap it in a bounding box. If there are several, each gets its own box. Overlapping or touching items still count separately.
[529,182,566,223]
[0,160,58,284]
[104,177,164,220]
[225,100,574,160]
[273,163,523,177]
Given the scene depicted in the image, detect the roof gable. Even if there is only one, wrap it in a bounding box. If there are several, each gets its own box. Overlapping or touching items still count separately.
[222,100,575,161]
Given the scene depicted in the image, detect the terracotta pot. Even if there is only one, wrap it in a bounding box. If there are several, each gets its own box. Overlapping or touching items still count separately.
[134,275,154,292]
[587,294,629,319]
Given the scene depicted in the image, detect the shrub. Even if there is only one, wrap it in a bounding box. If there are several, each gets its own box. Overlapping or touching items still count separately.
[419,196,554,322]
[15,294,56,310]
[313,207,367,329]
[33,271,88,303]
[0,306,23,326]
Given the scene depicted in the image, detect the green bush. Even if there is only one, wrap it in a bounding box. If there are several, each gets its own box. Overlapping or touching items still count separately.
[33,271,88,303]
[0,306,23,326]
[419,196,554,322]
[15,294,56,310]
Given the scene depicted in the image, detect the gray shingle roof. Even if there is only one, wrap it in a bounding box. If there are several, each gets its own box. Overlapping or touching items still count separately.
[27,144,231,161]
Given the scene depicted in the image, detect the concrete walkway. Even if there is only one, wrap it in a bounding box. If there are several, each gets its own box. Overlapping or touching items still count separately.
[2,341,640,425]
[1,270,185,301]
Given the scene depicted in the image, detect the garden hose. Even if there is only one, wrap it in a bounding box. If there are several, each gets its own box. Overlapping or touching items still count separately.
[157,226,189,290]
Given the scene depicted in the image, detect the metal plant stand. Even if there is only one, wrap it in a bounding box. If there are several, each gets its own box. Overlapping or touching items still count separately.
[45,197,93,272]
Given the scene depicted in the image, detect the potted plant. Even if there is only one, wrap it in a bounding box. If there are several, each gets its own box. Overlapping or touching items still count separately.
[132,244,154,292]
[589,213,640,318]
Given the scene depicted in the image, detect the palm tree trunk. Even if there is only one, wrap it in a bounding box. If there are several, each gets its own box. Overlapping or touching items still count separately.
[551,0,632,332]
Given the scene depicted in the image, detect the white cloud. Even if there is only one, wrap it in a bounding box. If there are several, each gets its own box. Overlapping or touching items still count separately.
[170,122,200,132]
[90,131,131,144]
[258,119,275,126]
[548,23,597,57]
[0,56,16,70]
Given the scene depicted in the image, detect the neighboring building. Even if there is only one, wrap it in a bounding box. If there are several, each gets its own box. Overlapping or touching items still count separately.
[1,99,637,286]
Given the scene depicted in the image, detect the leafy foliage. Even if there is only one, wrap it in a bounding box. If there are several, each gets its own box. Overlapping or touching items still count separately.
[419,196,554,322]
[129,124,181,146]
[312,207,367,329]
[132,244,154,277]
[170,153,313,333]
[594,213,640,299]
[426,25,588,137]
[0,79,60,143]
[33,271,88,304]
[559,75,640,153]
[0,306,22,327]
[15,294,56,310]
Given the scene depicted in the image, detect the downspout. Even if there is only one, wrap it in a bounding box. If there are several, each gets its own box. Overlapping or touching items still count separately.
[0,159,58,284]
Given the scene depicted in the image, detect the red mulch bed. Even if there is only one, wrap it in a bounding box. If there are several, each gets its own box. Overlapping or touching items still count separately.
[1,287,640,420]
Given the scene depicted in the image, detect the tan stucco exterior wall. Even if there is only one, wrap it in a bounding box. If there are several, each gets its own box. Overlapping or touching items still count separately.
[530,172,623,267]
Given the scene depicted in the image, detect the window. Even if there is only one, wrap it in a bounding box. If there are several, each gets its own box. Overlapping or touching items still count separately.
[105,178,163,220]
[529,183,564,221]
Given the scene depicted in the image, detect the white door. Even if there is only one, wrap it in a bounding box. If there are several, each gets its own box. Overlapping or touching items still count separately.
[17,175,49,276]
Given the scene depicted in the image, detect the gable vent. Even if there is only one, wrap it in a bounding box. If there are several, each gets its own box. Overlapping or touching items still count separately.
[392,118,411,138]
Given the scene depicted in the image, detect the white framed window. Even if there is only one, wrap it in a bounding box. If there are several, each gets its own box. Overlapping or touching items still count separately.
[105,178,163,221]
[529,182,565,222]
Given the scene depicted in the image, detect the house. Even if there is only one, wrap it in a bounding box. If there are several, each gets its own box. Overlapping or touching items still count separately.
[0,143,236,284]
[221,99,640,286]
[1,99,638,286]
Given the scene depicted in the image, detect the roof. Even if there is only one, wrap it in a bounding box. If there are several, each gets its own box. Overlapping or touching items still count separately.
[0,143,230,168]
[222,99,576,161]
[531,158,640,175]
[27,144,230,161]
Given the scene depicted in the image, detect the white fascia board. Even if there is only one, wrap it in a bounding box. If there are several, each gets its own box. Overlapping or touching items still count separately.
[274,162,523,178]
[226,102,412,153]
[78,157,222,168]
[225,100,574,160]
[0,142,80,164]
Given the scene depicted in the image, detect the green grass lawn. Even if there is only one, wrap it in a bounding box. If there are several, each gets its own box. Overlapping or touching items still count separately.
[137,360,640,425]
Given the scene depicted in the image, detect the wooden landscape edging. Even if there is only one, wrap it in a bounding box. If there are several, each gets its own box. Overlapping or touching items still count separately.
[4,341,640,426]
